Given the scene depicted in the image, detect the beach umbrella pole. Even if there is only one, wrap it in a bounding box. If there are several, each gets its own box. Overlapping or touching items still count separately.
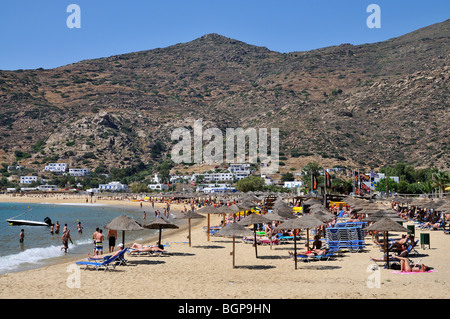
[188,219,192,247]
[253,226,258,258]
[158,228,162,247]
[294,231,298,270]
[385,231,389,269]
[232,236,236,269]
[122,230,125,247]
[207,214,210,242]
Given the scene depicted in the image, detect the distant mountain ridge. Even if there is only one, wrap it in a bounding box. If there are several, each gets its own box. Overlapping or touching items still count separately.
[0,19,448,173]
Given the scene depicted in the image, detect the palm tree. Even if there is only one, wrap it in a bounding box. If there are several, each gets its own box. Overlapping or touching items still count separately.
[431,171,450,197]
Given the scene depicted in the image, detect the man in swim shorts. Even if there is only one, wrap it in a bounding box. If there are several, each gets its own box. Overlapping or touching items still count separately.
[95,229,105,255]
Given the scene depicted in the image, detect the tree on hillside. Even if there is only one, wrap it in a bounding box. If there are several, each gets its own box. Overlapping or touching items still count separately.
[235,176,264,192]
[301,162,323,190]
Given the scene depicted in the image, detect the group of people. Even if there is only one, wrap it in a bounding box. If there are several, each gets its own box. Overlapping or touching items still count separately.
[394,202,449,230]
[91,227,119,256]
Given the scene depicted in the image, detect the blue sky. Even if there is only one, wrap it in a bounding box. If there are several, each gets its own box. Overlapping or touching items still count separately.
[0,0,448,70]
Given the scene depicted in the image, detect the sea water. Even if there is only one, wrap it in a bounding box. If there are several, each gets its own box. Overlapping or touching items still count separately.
[0,202,169,275]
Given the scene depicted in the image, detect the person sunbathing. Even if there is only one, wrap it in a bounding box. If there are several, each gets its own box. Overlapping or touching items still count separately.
[370,244,408,262]
[289,248,328,257]
[393,256,431,272]
[130,243,165,252]
[87,243,124,260]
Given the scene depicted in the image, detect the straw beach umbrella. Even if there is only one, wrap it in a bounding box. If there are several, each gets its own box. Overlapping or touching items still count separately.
[214,223,253,268]
[174,210,205,247]
[143,218,179,249]
[365,217,408,269]
[105,214,144,247]
[196,205,224,242]
[275,215,326,269]
[238,214,271,258]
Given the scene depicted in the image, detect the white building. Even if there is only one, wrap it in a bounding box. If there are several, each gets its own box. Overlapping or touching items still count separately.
[283,181,304,189]
[98,181,127,192]
[200,186,236,194]
[192,171,250,183]
[148,183,169,191]
[192,173,234,183]
[20,176,38,184]
[69,168,89,176]
[228,164,251,173]
[38,184,58,191]
[44,163,67,173]
[261,175,274,186]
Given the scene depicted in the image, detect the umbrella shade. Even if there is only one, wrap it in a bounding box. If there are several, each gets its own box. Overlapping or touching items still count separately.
[365,217,409,232]
[365,217,408,269]
[272,205,295,219]
[238,214,271,258]
[105,214,144,247]
[215,222,253,238]
[196,205,227,242]
[238,213,271,226]
[263,211,287,222]
[239,194,261,202]
[174,211,205,247]
[363,210,404,222]
[215,223,253,269]
[175,210,205,219]
[275,215,325,270]
[196,206,220,214]
[275,214,325,230]
[143,218,179,247]
[310,211,334,222]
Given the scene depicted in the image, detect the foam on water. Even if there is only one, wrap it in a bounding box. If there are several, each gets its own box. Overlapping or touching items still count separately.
[0,238,96,274]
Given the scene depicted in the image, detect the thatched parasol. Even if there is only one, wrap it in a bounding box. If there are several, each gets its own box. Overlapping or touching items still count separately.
[238,214,271,258]
[174,210,205,247]
[105,214,144,247]
[214,223,253,268]
[196,205,225,242]
[275,215,325,269]
[365,217,408,269]
[143,218,179,248]
[238,194,261,202]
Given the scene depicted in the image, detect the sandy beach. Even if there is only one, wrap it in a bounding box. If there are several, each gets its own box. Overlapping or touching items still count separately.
[0,194,449,300]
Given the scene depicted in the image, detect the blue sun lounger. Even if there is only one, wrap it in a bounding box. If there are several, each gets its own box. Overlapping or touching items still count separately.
[76,253,121,271]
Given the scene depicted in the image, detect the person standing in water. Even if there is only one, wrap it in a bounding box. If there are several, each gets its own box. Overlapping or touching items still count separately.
[61,229,73,254]
[19,229,24,243]
[77,221,83,235]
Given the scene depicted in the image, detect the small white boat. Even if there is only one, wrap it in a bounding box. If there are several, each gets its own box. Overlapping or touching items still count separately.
[6,209,51,227]
[6,219,50,226]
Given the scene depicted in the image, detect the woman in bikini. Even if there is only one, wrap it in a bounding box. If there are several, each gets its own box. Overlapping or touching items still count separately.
[393,255,430,272]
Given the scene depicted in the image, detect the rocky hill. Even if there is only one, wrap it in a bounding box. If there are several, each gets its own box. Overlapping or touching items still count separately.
[0,19,448,174]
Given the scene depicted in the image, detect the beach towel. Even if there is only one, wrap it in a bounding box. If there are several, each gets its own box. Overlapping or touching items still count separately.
[391,270,436,274]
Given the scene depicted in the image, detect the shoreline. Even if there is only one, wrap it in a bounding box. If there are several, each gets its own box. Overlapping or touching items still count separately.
[0,194,192,276]
[1,195,449,299]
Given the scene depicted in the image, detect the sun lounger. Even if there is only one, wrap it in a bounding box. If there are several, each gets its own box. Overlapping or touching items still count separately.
[76,254,120,271]
[128,247,167,257]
